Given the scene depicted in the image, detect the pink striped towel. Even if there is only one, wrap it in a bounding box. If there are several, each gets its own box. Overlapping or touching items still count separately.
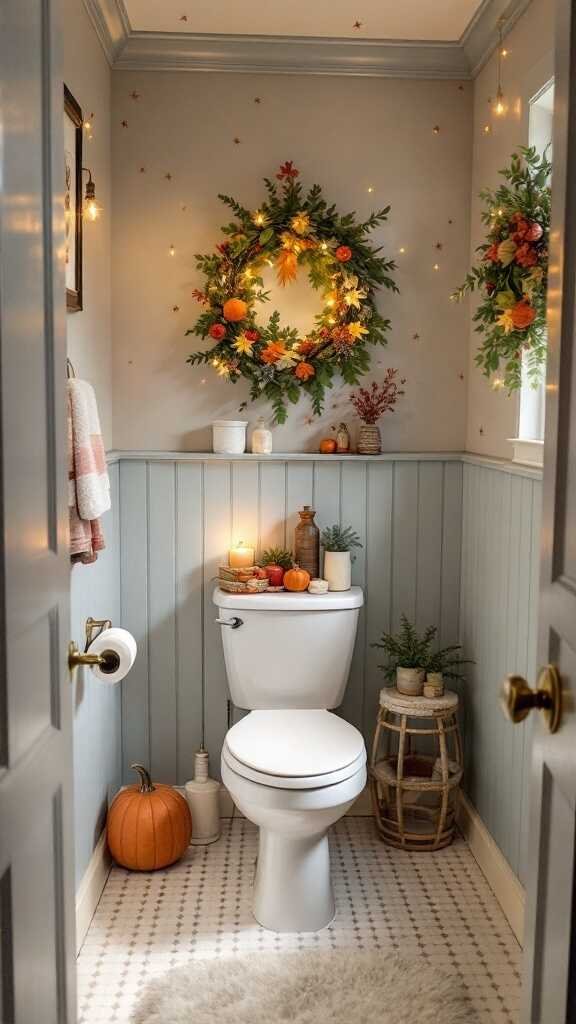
[68,379,110,564]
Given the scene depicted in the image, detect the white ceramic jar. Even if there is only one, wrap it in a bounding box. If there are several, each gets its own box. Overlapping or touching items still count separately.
[212,420,248,455]
[324,551,351,592]
[251,417,272,454]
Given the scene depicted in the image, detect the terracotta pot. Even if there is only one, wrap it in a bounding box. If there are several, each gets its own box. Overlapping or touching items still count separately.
[358,423,381,455]
[396,667,425,696]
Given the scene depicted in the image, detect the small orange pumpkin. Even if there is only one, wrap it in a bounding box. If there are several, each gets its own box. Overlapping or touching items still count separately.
[319,438,337,454]
[283,565,311,592]
[223,297,248,322]
[107,764,192,871]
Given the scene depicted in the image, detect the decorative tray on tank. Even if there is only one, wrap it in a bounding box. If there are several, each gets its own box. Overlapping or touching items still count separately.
[217,565,269,594]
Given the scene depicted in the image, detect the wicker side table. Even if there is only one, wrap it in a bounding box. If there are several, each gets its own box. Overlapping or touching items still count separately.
[369,688,463,851]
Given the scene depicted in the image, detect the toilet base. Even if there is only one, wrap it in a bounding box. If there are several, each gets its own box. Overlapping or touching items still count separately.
[253,828,335,932]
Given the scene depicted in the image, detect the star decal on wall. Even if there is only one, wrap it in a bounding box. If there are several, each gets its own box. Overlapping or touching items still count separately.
[412,332,420,341]
[164,172,173,181]
[121,119,128,128]
[139,166,146,173]
[172,305,180,312]
[433,125,440,134]
[130,91,140,100]
[233,137,241,145]
[448,219,454,225]
[434,242,443,251]
[254,97,262,104]
[179,14,188,21]
[353,20,363,29]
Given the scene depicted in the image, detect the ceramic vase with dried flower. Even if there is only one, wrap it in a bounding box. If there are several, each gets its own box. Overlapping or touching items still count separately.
[350,372,406,456]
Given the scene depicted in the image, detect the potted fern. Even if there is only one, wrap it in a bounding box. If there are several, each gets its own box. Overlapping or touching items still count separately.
[320,525,362,592]
[373,615,473,696]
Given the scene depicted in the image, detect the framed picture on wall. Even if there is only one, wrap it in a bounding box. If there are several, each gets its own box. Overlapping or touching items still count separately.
[64,84,83,312]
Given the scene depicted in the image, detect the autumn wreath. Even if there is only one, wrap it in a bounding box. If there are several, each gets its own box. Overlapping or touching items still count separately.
[453,147,551,391]
[187,161,398,422]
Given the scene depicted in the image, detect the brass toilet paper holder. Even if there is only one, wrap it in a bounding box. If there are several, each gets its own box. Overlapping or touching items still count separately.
[68,617,121,674]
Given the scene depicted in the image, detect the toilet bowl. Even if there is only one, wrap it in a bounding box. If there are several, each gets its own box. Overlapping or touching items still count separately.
[214,585,365,933]
[221,710,367,932]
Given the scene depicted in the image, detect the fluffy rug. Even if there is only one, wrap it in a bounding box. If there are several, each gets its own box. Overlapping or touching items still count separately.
[131,950,477,1024]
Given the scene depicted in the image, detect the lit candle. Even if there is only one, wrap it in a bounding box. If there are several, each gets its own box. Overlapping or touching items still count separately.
[229,541,255,568]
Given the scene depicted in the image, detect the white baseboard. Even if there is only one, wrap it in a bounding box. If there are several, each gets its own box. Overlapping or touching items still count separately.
[75,830,111,955]
[457,792,525,946]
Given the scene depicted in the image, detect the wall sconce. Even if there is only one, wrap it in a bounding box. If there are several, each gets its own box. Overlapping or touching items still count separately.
[82,167,101,221]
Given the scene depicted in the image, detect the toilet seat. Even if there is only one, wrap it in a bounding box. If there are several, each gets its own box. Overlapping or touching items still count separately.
[223,710,366,790]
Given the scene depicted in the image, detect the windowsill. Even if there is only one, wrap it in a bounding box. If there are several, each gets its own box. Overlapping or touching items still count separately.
[508,438,544,469]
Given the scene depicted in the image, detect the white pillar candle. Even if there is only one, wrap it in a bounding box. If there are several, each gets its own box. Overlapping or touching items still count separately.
[229,541,255,568]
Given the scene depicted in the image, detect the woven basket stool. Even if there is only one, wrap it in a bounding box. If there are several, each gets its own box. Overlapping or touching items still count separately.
[369,688,463,851]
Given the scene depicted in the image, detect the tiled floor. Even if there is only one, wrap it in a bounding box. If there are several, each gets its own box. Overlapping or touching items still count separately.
[77,817,522,1023]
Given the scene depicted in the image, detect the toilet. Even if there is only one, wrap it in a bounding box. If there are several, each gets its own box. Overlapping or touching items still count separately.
[214,585,366,933]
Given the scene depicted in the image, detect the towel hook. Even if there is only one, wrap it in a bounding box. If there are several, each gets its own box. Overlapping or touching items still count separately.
[66,357,76,379]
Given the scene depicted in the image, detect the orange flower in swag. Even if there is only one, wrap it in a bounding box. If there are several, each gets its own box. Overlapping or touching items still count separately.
[295,361,315,381]
[261,341,286,364]
[510,300,536,330]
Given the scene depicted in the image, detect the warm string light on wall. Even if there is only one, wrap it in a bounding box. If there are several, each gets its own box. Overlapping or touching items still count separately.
[82,168,101,221]
[494,17,508,117]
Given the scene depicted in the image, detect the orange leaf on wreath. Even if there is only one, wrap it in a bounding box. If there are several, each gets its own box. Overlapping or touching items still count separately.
[261,342,286,364]
[276,250,298,286]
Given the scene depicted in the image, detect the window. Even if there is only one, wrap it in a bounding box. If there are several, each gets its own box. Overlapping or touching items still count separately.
[511,80,553,468]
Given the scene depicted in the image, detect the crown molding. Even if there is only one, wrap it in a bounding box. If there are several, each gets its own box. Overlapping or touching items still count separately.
[83,0,533,78]
[82,0,130,64]
[461,0,533,76]
[114,32,469,78]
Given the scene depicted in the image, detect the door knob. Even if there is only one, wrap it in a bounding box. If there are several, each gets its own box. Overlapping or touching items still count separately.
[500,665,562,733]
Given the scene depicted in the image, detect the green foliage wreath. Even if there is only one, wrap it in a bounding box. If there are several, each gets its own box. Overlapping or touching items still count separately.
[187,161,398,423]
[452,147,551,391]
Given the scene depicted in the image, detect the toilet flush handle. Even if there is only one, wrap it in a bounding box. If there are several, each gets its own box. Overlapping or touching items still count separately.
[215,616,243,629]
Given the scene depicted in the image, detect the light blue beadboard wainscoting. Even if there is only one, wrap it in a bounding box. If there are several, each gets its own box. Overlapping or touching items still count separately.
[116,453,463,789]
[459,456,542,886]
[71,461,122,886]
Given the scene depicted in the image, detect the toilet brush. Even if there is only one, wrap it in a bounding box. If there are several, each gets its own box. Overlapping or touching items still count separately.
[184,747,221,845]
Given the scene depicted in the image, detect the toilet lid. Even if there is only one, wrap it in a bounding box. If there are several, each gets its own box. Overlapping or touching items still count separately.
[224,710,365,779]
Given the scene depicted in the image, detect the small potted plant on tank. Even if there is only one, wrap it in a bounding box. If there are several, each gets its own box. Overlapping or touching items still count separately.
[320,525,362,592]
[259,547,293,588]
[373,615,472,696]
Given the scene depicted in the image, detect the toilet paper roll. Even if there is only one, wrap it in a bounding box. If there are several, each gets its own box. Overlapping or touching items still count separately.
[88,627,137,684]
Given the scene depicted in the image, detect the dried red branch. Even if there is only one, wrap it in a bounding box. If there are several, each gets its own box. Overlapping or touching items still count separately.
[350,370,406,424]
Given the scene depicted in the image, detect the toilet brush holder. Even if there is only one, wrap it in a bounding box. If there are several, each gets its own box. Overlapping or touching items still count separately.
[185,749,221,845]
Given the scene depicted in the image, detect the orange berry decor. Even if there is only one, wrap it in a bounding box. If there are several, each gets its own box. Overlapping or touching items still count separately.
[187,163,398,422]
[335,245,352,263]
[283,565,311,592]
[107,764,192,871]
[223,297,248,322]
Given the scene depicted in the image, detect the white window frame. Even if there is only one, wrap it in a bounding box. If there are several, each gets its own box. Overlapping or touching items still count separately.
[509,78,554,469]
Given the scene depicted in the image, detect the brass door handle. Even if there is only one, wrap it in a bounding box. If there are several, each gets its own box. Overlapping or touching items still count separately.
[500,665,562,733]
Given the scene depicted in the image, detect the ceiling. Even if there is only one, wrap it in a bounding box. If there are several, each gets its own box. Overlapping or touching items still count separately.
[123,0,485,42]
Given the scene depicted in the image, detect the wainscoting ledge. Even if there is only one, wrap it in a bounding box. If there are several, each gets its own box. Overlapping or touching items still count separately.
[75,829,112,955]
[461,451,543,480]
[107,449,464,463]
[457,792,525,946]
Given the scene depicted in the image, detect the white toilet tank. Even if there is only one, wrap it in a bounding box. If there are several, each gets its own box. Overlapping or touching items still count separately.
[213,586,363,710]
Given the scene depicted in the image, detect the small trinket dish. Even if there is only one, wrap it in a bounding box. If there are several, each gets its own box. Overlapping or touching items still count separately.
[308,578,329,595]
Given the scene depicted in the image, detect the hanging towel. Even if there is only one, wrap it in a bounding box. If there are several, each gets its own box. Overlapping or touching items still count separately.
[68,378,110,564]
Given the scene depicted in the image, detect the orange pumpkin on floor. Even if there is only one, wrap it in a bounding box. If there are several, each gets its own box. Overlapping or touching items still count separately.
[283,565,311,592]
[107,764,192,871]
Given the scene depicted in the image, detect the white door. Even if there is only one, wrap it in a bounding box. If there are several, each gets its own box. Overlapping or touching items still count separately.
[0,2,76,1022]
[508,1,576,1019]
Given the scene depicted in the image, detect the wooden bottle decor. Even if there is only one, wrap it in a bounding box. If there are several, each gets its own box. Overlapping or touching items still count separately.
[294,506,320,579]
[107,764,192,871]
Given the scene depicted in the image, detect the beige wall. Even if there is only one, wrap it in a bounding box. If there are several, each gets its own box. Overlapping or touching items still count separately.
[466,0,554,459]
[63,0,112,447]
[111,72,472,452]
